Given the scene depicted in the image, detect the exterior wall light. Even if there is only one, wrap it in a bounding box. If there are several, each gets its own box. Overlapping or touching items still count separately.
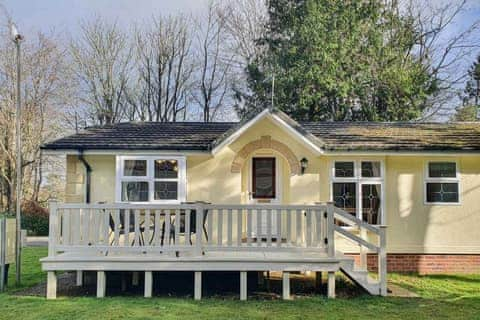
[300,157,308,175]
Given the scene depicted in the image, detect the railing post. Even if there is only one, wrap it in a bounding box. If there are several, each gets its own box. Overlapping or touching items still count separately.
[378,225,387,296]
[195,202,204,256]
[48,200,59,257]
[0,215,6,292]
[326,202,335,258]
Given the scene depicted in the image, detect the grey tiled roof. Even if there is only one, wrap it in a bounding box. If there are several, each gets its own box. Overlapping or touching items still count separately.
[300,122,480,151]
[42,122,235,151]
[42,118,480,152]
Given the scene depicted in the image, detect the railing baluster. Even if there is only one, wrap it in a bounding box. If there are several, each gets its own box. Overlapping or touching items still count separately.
[286,209,292,247]
[276,209,282,247]
[114,209,120,246]
[296,209,302,246]
[124,209,130,246]
[174,209,180,246]
[134,210,141,246]
[217,209,223,246]
[154,210,161,246]
[256,209,262,245]
[164,211,171,247]
[227,209,233,247]
[62,209,70,246]
[247,209,252,245]
[266,209,272,246]
[207,209,213,246]
[84,209,91,245]
[306,209,312,247]
[185,209,191,246]
[144,209,151,246]
[237,209,242,247]
[103,209,110,245]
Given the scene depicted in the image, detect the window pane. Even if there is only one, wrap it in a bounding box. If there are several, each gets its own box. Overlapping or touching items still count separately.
[428,162,456,178]
[155,160,178,179]
[154,181,178,200]
[361,161,381,178]
[335,162,354,177]
[121,181,149,202]
[426,183,459,203]
[333,183,356,216]
[124,160,147,176]
[362,184,381,224]
[253,158,275,199]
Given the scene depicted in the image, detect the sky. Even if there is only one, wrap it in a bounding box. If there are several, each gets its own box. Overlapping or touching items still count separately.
[2,0,210,35]
[2,0,480,120]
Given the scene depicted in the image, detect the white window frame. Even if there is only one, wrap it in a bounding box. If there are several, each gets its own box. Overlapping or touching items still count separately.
[330,159,386,225]
[115,155,186,204]
[424,160,460,205]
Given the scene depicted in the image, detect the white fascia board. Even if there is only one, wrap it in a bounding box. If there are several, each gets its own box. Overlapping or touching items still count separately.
[269,113,323,155]
[211,109,324,155]
[42,149,210,156]
[211,108,271,155]
[323,151,480,156]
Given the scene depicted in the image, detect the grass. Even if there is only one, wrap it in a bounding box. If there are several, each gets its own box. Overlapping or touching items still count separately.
[0,248,479,320]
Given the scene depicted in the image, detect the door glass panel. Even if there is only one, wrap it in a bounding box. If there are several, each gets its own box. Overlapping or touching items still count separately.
[362,184,381,224]
[333,183,356,216]
[252,158,275,199]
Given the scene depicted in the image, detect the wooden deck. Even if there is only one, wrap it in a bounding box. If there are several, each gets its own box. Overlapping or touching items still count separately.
[41,202,387,300]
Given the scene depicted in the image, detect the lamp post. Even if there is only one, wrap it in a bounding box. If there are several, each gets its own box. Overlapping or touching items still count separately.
[11,23,23,285]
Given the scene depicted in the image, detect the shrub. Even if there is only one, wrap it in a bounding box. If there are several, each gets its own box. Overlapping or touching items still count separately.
[21,201,49,236]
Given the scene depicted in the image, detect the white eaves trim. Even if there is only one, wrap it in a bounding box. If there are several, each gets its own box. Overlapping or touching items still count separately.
[211,109,324,156]
[42,149,210,156]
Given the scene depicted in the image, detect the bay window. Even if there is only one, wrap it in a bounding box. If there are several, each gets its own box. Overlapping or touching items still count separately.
[425,161,459,204]
[331,160,384,224]
[116,156,186,203]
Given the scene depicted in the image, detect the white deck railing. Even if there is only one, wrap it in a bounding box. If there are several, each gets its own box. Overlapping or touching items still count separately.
[48,202,332,257]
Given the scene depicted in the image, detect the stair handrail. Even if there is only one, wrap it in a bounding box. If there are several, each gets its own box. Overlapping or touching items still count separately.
[329,204,388,296]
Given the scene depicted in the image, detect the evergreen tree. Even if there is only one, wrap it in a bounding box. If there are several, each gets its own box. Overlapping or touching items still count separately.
[239,0,437,121]
[454,54,480,121]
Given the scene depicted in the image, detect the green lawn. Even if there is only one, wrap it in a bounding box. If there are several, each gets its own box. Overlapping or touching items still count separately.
[0,248,479,320]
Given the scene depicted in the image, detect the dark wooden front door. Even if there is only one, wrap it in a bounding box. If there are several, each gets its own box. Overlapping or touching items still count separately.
[252,157,276,199]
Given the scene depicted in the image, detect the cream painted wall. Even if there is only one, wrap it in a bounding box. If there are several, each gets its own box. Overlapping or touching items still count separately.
[63,117,480,254]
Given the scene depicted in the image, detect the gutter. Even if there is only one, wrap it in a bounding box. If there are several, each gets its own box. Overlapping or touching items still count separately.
[78,150,92,204]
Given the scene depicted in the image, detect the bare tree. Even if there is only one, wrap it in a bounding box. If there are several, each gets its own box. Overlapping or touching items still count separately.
[191,1,236,122]
[127,15,193,122]
[70,17,132,125]
[0,32,68,211]
[399,0,480,119]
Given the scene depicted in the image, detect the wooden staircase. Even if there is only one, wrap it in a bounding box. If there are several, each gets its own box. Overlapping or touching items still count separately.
[331,207,388,296]
[339,254,383,295]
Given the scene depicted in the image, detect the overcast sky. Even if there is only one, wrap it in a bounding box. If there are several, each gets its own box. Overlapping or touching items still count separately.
[2,0,210,35]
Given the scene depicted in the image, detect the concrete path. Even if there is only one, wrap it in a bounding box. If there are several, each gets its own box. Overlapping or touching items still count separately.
[26,236,48,247]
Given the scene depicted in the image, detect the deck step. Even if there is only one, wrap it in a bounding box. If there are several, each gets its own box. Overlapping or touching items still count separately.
[339,258,381,295]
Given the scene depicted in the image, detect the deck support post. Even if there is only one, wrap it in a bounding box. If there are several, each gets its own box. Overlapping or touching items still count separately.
[76,270,83,286]
[240,271,247,301]
[194,271,202,300]
[97,271,106,298]
[46,271,57,300]
[282,272,291,300]
[144,271,152,298]
[132,271,139,286]
[327,271,335,298]
[315,272,322,291]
